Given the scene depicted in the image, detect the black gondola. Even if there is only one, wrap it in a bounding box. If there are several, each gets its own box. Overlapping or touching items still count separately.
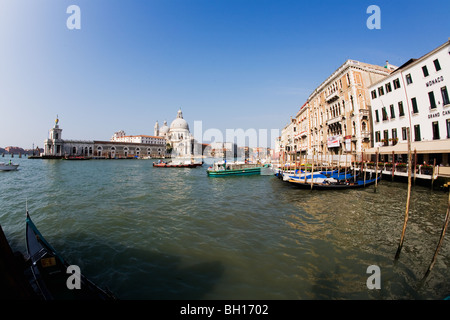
[26,212,116,300]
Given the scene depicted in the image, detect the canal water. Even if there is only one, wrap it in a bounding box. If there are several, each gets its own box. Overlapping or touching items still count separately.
[1,156,449,300]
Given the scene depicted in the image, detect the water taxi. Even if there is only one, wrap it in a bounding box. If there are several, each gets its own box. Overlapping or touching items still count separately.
[206,161,270,177]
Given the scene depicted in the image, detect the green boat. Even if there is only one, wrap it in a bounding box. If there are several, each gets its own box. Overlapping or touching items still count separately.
[206,161,270,177]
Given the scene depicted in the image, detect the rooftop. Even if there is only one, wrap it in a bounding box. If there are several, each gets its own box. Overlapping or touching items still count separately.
[369,39,450,88]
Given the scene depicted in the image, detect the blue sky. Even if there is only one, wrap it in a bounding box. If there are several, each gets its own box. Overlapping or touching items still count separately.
[1,0,449,148]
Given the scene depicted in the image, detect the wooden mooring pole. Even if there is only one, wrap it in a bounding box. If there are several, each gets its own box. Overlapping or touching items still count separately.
[345,151,348,180]
[431,158,436,190]
[392,151,395,182]
[423,191,450,280]
[321,152,323,172]
[360,151,364,179]
[374,148,379,193]
[338,149,342,177]
[395,128,412,260]
[310,151,315,190]
[413,149,417,186]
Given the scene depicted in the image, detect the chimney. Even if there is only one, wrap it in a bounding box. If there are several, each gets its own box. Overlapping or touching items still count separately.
[385,60,390,69]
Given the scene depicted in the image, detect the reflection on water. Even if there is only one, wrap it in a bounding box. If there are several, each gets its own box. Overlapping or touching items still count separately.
[0,156,449,299]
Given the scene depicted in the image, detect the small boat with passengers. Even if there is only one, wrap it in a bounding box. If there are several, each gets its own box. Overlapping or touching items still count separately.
[0,161,19,171]
[153,159,203,168]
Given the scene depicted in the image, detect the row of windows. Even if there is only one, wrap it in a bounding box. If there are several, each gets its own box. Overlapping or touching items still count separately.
[375,101,405,122]
[70,146,162,155]
[405,59,442,85]
[328,101,343,119]
[375,86,449,122]
[142,139,165,144]
[371,78,401,99]
[375,119,450,144]
[96,146,162,151]
[326,79,342,97]
[421,59,442,78]
[371,58,442,99]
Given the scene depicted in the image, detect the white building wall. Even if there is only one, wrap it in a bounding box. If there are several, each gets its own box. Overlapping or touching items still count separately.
[111,135,166,145]
[370,73,412,146]
[370,40,450,148]
[405,44,450,141]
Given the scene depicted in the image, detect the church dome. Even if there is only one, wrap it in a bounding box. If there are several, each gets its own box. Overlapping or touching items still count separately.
[170,118,189,131]
[160,121,169,134]
[170,109,189,131]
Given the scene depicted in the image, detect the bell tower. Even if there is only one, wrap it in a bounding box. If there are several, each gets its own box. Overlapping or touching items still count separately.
[154,120,159,136]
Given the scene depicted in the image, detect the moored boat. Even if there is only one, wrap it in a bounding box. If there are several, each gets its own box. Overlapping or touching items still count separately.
[287,175,381,190]
[152,160,203,168]
[279,168,357,183]
[25,212,116,300]
[281,170,328,182]
[63,156,91,160]
[206,161,269,177]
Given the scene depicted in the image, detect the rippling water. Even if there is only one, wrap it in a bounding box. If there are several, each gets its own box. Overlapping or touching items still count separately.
[1,156,449,300]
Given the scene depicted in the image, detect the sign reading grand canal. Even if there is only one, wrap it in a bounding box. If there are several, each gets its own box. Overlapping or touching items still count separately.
[429,109,450,119]
[428,112,440,119]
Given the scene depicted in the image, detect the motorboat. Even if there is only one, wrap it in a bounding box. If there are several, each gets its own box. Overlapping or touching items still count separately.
[0,162,19,171]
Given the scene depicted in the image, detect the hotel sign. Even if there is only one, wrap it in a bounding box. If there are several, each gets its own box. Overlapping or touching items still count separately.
[344,135,352,151]
[426,75,444,87]
[327,135,340,148]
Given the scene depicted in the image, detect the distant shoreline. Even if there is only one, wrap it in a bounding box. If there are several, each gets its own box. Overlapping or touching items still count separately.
[1,147,44,155]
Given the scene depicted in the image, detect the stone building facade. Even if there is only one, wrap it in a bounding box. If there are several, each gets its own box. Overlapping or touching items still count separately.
[43,117,166,159]
[305,60,394,157]
[280,59,395,163]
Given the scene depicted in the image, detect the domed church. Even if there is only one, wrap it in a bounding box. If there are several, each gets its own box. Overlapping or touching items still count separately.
[154,108,200,157]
